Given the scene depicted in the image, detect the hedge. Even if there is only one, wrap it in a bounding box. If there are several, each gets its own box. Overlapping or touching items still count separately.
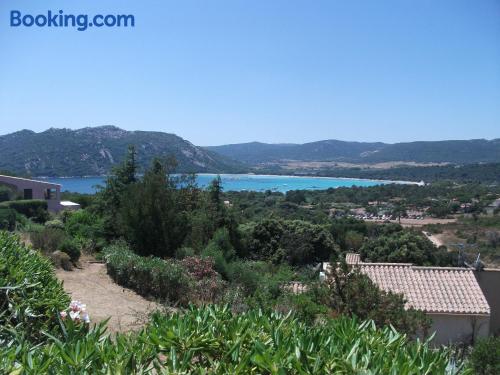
[0,199,48,222]
[104,243,192,304]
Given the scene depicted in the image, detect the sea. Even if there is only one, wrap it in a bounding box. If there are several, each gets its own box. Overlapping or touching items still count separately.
[39,174,412,194]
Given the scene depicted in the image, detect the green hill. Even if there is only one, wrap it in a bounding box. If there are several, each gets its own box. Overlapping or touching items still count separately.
[0,126,246,176]
[207,138,500,164]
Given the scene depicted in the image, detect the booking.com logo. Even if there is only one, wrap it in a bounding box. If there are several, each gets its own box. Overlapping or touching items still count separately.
[10,10,135,31]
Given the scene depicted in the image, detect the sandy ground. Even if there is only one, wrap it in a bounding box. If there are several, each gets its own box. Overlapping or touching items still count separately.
[56,260,161,333]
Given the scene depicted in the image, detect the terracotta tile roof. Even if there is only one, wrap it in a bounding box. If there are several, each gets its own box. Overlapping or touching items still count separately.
[324,255,491,315]
[359,264,490,315]
[345,253,361,265]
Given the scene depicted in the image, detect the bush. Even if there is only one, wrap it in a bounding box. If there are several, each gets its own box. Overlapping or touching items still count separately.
[181,256,226,303]
[49,250,74,271]
[0,232,69,343]
[0,305,462,374]
[0,208,16,231]
[104,243,192,304]
[141,305,459,373]
[30,227,67,254]
[174,246,195,259]
[64,209,106,252]
[242,218,339,265]
[469,337,500,375]
[277,290,329,323]
[0,185,15,202]
[45,218,65,230]
[0,200,49,223]
[58,238,81,263]
[360,229,454,266]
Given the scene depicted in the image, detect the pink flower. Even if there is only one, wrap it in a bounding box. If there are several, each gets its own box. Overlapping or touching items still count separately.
[60,311,67,320]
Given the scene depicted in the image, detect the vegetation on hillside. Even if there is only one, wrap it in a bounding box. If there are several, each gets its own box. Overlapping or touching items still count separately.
[1,144,500,372]
[0,232,470,373]
[207,138,500,165]
[0,126,246,176]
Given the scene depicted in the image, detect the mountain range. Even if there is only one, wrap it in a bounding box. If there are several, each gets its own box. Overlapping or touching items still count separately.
[0,126,244,176]
[0,126,498,177]
[207,139,500,165]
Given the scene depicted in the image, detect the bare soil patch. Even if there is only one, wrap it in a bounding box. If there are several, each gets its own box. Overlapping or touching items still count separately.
[56,259,161,333]
[369,217,457,227]
[422,231,445,247]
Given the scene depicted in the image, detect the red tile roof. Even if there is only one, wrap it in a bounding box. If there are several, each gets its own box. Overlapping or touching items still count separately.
[326,254,490,315]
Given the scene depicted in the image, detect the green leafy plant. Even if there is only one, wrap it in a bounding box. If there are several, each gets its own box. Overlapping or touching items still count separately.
[469,337,500,375]
[0,232,69,343]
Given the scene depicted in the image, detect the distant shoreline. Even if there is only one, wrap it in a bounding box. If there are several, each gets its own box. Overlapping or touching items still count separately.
[38,173,421,187]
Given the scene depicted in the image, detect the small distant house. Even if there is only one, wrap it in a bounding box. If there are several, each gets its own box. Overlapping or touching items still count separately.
[324,254,491,345]
[0,175,80,212]
[485,198,500,215]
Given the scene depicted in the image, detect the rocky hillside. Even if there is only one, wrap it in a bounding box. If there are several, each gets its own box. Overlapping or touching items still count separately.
[0,126,245,176]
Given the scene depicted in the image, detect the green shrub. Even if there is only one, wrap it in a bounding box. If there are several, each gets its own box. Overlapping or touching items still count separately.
[469,337,500,375]
[202,245,230,278]
[0,232,69,343]
[0,320,158,374]
[142,305,462,374]
[0,200,49,223]
[58,238,81,263]
[30,227,67,254]
[175,246,195,259]
[64,209,104,239]
[44,218,65,230]
[0,208,16,231]
[104,243,192,304]
[48,250,74,271]
[280,286,329,323]
[0,185,15,202]
[64,209,106,252]
[242,218,339,265]
[0,305,464,374]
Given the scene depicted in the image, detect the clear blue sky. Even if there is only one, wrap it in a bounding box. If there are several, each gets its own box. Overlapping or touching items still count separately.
[1,0,499,145]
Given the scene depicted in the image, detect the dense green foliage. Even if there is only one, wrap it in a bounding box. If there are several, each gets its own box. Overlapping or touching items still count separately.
[63,207,106,252]
[0,232,69,343]
[141,305,459,374]
[118,158,193,257]
[0,208,17,230]
[0,199,49,223]
[104,242,192,304]
[469,337,500,375]
[0,303,467,374]
[360,227,454,266]
[241,218,339,265]
[0,169,488,373]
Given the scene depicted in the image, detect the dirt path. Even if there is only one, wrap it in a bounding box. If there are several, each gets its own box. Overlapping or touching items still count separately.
[423,231,445,248]
[56,260,161,333]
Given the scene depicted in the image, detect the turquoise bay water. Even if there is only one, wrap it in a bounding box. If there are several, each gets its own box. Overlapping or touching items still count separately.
[42,174,400,194]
